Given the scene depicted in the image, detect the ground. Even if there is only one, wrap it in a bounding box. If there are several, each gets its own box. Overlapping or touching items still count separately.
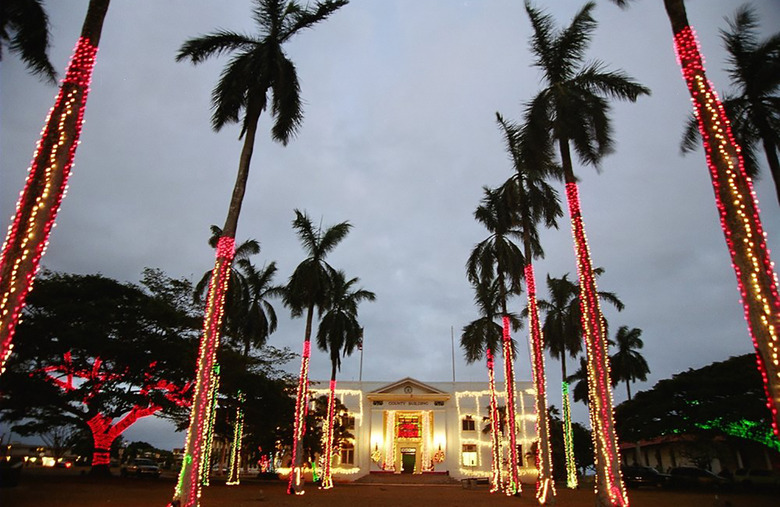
[1,467,777,506]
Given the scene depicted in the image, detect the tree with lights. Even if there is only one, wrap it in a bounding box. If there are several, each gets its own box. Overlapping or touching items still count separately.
[315,270,375,489]
[609,326,649,402]
[524,2,650,504]
[0,0,111,374]
[0,0,56,82]
[0,271,197,475]
[612,0,780,447]
[283,209,352,494]
[467,186,525,495]
[495,112,562,504]
[461,278,521,493]
[172,1,348,504]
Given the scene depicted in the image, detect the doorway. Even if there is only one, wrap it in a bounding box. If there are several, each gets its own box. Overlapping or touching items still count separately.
[401,449,416,474]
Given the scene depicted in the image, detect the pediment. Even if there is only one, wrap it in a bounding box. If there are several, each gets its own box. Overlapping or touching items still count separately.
[367,377,450,401]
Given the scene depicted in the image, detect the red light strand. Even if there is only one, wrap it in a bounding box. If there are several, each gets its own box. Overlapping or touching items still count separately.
[288,338,312,494]
[501,315,522,496]
[486,348,503,493]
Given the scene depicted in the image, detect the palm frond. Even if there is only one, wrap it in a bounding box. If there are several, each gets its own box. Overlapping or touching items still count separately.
[176,30,254,64]
[270,54,303,144]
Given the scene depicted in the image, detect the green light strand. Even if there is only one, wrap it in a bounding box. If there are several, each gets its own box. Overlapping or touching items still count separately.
[226,391,245,486]
[562,381,578,489]
[200,363,220,486]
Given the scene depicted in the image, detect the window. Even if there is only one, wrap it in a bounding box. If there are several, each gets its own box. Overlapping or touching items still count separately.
[341,415,355,430]
[461,416,476,432]
[462,444,478,467]
[340,442,354,465]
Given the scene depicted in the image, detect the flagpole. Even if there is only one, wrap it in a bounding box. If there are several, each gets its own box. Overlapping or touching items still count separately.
[451,326,456,383]
[359,328,364,383]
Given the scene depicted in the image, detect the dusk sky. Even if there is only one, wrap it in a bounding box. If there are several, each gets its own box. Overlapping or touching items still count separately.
[2,0,779,450]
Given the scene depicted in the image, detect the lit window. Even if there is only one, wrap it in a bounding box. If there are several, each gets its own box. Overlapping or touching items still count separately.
[462,444,477,467]
[340,442,354,465]
[462,416,476,432]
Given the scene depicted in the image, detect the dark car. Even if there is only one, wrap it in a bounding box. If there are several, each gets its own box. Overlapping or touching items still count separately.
[621,465,670,488]
[734,468,780,489]
[668,466,730,489]
[120,458,161,478]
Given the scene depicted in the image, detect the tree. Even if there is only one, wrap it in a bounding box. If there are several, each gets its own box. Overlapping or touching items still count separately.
[567,357,590,406]
[283,209,351,494]
[523,3,649,504]
[0,271,198,475]
[609,326,649,401]
[679,4,780,205]
[0,0,56,82]
[547,406,594,480]
[173,2,347,503]
[495,112,562,503]
[466,186,524,495]
[0,0,111,375]
[315,270,375,489]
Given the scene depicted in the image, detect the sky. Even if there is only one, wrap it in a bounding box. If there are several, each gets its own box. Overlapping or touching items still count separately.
[2,0,780,451]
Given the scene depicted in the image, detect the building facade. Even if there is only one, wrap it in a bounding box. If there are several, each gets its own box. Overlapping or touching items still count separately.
[308,377,539,482]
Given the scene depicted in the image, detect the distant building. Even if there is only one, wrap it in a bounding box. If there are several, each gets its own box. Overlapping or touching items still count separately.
[303,377,539,482]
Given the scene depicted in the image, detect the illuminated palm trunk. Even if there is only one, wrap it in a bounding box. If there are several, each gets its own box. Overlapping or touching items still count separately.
[199,363,220,487]
[0,0,110,374]
[666,0,780,439]
[226,391,245,486]
[524,265,556,505]
[564,182,627,507]
[320,379,337,489]
[561,381,578,489]
[173,239,235,507]
[288,306,315,495]
[501,315,522,496]
[486,348,503,493]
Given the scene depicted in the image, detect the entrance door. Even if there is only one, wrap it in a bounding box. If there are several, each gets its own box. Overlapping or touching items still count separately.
[401,451,416,474]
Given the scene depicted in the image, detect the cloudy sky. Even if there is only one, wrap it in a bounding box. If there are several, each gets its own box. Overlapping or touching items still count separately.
[2,0,779,450]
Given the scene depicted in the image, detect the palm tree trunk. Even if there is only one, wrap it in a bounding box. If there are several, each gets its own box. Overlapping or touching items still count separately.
[561,381,578,488]
[500,311,522,496]
[665,0,780,439]
[559,138,628,507]
[0,0,110,374]
[486,348,503,493]
[625,381,632,402]
[288,304,315,495]
[226,392,245,486]
[320,365,338,489]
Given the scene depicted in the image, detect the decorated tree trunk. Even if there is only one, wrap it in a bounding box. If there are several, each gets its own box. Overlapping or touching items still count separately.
[288,306,315,495]
[226,391,245,486]
[561,381,578,489]
[665,0,780,440]
[200,364,221,487]
[501,315,522,496]
[486,348,503,493]
[0,0,110,374]
[320,379,338,489]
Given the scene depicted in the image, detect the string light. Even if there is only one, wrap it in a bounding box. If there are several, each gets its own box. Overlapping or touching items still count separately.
[561,381,578,489]
[319,380,337,489]
[486,348,503,492]
[0,37,98,374]
[200,364,220,487]
[501,315,522,496]
[382,410,396,471]
[673,26,780,439]
[226,391,245,486]
[287,339,312,495]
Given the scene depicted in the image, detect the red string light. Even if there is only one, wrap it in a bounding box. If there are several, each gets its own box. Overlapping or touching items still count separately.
[288,339,312,494]
[486,348,503,493]
[320,379,337,489]
[501,315,522,496]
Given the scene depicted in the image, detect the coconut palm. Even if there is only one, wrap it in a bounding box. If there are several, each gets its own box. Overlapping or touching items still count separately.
[0,0,110,376]
[524,3,649,504]
[566,357,589,405]
[466,186,524,495]
[1,0,56,82]
[613,0,780,445]
[495,112,561,503]
[315,270,375,489]
[679,4,780,205]
[283,209,351,495]
[172,3,347,503]
[609,326,649,401]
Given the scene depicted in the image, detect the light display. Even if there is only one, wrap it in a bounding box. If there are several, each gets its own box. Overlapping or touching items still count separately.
[524,265,556,504]
[287,339,312,495]
[382,410,396,471]
[486,348,503,492]
[173,236,235,507]
[320,380,337,489]
[673,25,780,439]
[501,315,521,496]
[561,381,578,489]
[226,391,245,486]
[199,363,220,487]
[565,182,628,506]
[0,37,99,374]
[420,411,433,471]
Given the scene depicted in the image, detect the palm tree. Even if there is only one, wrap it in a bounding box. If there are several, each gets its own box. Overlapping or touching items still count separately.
[567,357,589,405]
[609,326,649,402]
[495,112,561,503]
[172,3,347,504]
[315,270,375,489]
[524,3,649,504]
[283,209,351,495]
[680,5,780,205]
[0,0,56,82]
[613,0,780,445]
[461,277,521,493]
[0,0,110,376]
[466,186,524,495]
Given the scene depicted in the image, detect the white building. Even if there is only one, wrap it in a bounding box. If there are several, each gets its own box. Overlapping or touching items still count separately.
[308,377,539,482]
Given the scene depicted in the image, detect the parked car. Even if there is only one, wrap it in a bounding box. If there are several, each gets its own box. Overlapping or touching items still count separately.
[734,468,780,489]
[621,465,670,488]
[120,458,161,478]
[668,466,730,489]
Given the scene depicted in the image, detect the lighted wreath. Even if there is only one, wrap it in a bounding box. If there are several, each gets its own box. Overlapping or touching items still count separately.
[371,448,382,464]
[433,449,445,464]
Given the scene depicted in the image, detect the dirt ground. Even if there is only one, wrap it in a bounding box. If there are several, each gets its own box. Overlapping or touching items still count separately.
[2,467,777,507]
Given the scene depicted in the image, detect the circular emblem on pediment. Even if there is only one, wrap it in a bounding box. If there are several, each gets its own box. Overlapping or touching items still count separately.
[403,386,413,394]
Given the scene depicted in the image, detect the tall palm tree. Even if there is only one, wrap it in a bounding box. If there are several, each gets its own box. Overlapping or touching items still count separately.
[609,326,649,401]
[524,3,649,505]
[283,209,352,495]
[466,186,524,495]
[567,357,589,406]
[613,0,780,445]
[0,0,110,376]
[461,278,521,493]
[172,3,347,504]
[680,5,780,205]
[0,0,56,82]
[495,112,561,504]
[315,270,375,489]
